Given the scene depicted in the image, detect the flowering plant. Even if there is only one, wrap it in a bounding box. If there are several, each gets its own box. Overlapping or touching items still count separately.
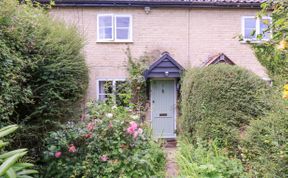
[42,102,165,177]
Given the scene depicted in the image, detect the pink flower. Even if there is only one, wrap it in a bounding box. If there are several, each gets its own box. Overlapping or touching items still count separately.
[133,131,139,139]
[108,121,113,128]
[55,151,62,158]
[100,155,108,162]
[68,144,77,153]
[84,133,92,139]
[129,121,138,130]
[127,126,135,134]
[87,122,95,131]
[127,121,139,135]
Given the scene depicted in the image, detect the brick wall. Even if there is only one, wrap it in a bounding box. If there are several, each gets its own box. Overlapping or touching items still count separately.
[50,7,269,99]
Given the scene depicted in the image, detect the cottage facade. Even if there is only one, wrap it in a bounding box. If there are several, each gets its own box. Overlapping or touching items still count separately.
[41,0,270,138]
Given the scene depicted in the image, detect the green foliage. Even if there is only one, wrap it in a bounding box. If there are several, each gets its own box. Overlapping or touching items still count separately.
[241,107,288,177]
[180,64,272,148]
[253,44,288,86]
[176,138,247,178]
[254,0,288,86]
[126,49,152,120]
[0,0,88,159]
[0,125,38,177]
[259,0,288,43]
[42,102,165,177]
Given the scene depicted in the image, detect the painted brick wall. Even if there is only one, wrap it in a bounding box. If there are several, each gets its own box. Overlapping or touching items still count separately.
[50,7,269,99]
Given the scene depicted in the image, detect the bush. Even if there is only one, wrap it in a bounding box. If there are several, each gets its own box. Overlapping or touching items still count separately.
[42,102,165,177]
[241,107,288,177]
[180,64,272,148]
[176,138,247,177]
[0,0,88,159]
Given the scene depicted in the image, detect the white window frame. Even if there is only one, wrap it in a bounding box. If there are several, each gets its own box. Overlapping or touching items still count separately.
[241,16,272,43]
[96,79,126,101]
[97,14,133,43]
[97,14,114,41]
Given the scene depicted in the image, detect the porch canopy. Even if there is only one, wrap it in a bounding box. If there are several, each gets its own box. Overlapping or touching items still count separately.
[144,52,184,79]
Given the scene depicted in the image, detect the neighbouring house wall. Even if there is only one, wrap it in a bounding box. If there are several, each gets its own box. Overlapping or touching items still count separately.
[50,7,268,100]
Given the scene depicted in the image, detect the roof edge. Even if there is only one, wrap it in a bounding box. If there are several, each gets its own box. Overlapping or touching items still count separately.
[37,1,262,9]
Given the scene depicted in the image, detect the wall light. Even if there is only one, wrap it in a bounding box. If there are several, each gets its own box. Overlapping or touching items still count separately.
[165,71,169,77]
[144,6,151,14]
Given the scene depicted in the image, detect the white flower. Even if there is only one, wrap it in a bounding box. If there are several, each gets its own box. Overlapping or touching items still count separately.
[111,105,117,110]
[130,115,140,120]
[105,113,113,118]
[138,128,143,134]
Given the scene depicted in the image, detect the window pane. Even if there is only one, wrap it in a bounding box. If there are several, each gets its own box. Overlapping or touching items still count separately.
[99,94,107,101]
[104,28,113,39]
[244,28,256,39]
[98,16,113,40]
[244,18,256,39]
[99,81,113,94]
[116,29,129,40]
[99,16,112,27]
[116,17,130,28]
[115,81,129,106]
[245,18,256,28]
[99,81,113,101]
[260,19,271,40]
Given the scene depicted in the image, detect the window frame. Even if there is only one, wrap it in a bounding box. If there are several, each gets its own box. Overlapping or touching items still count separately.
[97,14,133,43]
[97,14,114,41]
[241,16,272,43]
[96,79,126,101]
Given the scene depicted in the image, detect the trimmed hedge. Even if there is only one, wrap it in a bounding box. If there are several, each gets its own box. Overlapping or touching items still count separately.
[241,108,288,177]
[180,64,272,147]
[0,0,88,159]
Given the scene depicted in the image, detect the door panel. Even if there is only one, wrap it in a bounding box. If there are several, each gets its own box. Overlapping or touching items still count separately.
[151,80,175,138]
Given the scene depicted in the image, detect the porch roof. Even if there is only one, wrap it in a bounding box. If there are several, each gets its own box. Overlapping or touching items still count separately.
[144,52,184,79]
[202,53,235,66]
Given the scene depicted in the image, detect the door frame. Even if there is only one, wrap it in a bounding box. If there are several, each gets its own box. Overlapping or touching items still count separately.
[150,78,177,138]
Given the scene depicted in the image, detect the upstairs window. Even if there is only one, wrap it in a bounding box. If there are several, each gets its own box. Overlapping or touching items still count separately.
[97,14,132,42]
[242,16,272,42]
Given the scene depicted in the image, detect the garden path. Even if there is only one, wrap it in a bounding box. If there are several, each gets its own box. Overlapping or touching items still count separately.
[164,141,178,177]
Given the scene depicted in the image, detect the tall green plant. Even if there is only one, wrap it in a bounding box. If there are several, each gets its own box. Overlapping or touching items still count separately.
[0,125,38,177]
[0,0,88,159]
[176,138,246,177]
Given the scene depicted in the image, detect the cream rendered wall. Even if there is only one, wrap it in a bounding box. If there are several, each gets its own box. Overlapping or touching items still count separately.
[50,7,268,100]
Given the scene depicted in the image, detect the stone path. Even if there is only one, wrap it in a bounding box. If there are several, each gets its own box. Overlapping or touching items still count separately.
[165,146,178,177]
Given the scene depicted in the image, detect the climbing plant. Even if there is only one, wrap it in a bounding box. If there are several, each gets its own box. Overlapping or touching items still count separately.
[125,48,153,121]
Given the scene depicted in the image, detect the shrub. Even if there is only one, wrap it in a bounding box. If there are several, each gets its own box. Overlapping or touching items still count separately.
[176,138,247,177]
[0,125,38,177]
[180,64,272,148]
[241,107,288,177]
[0,0,88,159]
[42,102,165,177]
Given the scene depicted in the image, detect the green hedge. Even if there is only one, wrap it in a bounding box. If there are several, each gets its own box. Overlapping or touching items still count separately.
[180,64,272,148]
[241,108,288,177]
[0,0,88,159]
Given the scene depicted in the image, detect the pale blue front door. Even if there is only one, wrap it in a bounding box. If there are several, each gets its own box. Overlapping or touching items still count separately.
[151,80,176,138]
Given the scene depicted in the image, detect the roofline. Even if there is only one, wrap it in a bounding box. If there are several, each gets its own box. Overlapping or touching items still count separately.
[38,1,262,9]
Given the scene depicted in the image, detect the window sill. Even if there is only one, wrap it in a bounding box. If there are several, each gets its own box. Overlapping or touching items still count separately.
[96,40,133,44]
[240,39,270,44]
